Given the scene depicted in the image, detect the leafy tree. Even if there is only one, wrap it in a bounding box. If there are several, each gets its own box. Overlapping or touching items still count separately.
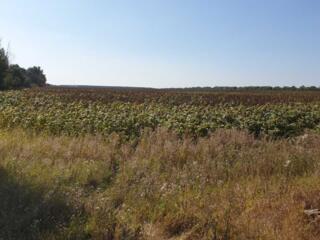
[0,39,47,90]
[0,42,9,89]
[26,66,46,87]
[3,65,27,89]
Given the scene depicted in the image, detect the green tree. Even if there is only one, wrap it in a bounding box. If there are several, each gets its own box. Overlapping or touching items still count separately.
[26,66,46,87]
[0,42,9,89]
[3,64,27,89]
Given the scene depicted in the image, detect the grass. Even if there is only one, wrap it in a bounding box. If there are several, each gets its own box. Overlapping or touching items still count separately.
[1,129,320,239]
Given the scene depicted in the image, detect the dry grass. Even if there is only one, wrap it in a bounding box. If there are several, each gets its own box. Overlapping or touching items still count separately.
[1,129,320,239]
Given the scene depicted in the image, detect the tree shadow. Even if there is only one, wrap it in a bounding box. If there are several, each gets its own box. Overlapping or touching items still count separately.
[0,167,75,240]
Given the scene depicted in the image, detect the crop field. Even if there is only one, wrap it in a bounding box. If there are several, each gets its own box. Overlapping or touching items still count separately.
[1,87,320,139]
[1,87,320,240]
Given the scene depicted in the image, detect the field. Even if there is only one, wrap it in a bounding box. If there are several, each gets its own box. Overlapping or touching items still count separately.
[1,87,320,139]
[1,87,320,239]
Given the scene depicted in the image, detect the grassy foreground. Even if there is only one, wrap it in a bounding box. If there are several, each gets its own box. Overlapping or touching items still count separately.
[1,129,320,239]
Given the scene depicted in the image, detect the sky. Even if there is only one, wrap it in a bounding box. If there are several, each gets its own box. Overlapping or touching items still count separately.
[1,0,319,88]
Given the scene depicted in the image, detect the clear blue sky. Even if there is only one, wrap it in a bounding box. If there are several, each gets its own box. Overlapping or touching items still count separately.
[1,0,319,88]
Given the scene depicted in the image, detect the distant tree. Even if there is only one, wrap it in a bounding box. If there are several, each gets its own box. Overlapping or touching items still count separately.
[299,85,306,90]
[0,41,9,89]
[26,66,46,87]
[3,64,28,89]
[1,39,47,91]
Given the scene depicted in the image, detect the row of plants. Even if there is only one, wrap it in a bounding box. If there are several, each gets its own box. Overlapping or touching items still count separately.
[27,86,320,106]
[1,91,320,138]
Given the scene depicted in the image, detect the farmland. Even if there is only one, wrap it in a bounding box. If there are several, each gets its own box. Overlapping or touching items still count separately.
[1,87,320,139]
[1,87,320,239]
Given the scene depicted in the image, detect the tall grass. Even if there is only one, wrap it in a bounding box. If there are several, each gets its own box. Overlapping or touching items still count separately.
[1,129,320,239]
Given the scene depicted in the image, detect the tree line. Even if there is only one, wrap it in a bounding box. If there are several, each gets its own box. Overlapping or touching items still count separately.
[0,41,46,90]
[164,86,320,92]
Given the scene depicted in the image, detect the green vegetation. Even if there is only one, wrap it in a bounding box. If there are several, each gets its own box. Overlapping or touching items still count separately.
[0,41,46,90]
[1,87,320,239]
[0,89,320,139]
